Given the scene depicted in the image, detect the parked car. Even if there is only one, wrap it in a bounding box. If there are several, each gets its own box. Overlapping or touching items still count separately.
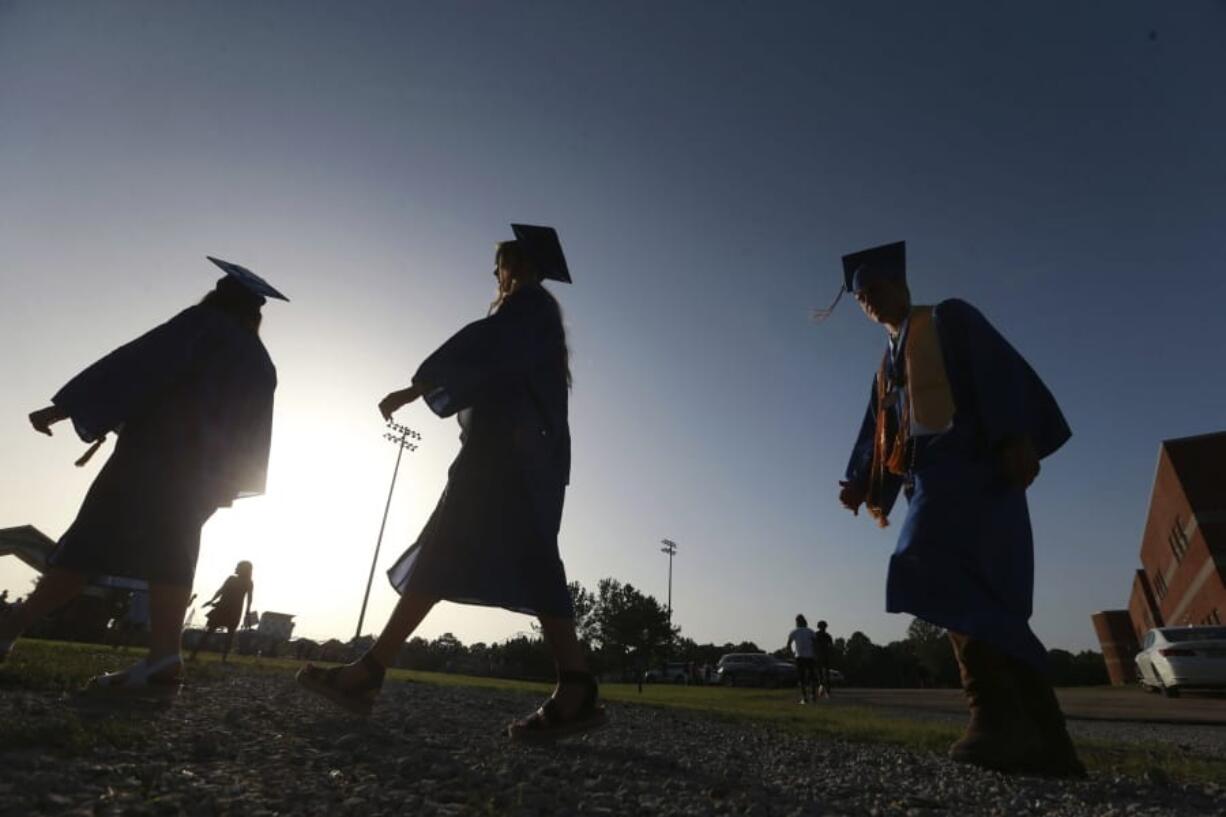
[716,653,797,687]
[643,662,690,684]
[1135,626,1226,697]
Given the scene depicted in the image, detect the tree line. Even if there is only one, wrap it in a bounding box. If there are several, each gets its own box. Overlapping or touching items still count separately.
[291,579,1107,688]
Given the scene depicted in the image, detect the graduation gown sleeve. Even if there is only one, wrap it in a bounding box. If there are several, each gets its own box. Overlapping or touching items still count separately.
[413,287,562,419]
[844,378,878,484]
[52,306,277,507]
[932,299,1070,460]
[844,375,904,516]
[52,308,213,443]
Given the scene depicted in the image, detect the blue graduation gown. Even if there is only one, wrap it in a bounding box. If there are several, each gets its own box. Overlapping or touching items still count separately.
[845,299,1070,670]
[48,305,276,586]
[386,284,574,618]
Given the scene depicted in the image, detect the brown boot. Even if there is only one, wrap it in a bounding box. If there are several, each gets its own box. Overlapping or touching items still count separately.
[1011,660,1087,778]
[947,632,1042,772]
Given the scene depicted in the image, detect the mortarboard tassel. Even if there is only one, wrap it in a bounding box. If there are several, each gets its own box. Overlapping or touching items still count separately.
[74,436,107,468]
[810,285,846,323]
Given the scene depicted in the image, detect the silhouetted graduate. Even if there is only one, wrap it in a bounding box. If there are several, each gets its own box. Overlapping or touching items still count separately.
[832,241,1083,776]
[190,560,255,663]
[298,225,605,739]
[1,258,282,695]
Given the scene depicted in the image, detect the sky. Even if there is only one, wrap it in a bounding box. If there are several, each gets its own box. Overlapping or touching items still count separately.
[1,1,1223,653]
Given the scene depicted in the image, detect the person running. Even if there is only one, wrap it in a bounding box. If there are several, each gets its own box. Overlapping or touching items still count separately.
[831,241,1083,776]
[785,614,819,703]
[1,258,282,697]
[297,225,604,739]
[813,620,834,697]
[190,561,254,663]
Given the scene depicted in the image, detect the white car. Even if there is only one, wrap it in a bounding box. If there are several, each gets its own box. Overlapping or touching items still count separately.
[643,662,690,684]
[1135,626,1226,697]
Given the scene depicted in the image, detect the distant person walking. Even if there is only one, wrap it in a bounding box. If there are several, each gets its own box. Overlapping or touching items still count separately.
[298,225,604,740]
[190,561,255,663]
[831,241,1082,776]
[109,589,151,650]
[0,259,283,696]
[785,614,819,703]
[813,620,834,697]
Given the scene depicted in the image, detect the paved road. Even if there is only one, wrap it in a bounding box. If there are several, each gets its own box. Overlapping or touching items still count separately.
[825,686,1226,756]
[827,687,1226,725]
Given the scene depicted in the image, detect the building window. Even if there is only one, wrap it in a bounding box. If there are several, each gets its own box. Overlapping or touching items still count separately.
[1153,572,1168,601]
[1169,516,1191,563]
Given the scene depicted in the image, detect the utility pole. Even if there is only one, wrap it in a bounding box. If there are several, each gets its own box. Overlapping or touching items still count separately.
[355,421,421,641]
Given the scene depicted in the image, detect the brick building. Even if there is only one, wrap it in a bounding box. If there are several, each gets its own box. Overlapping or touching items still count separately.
[1092,431,1226,685]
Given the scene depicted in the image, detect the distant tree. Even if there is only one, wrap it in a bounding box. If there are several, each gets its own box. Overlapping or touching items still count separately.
[589,578,677,672]
[488,634,554,680]
[396,636,434,670]
[432,632,463,656]
[722,641,762,655]
[841,630,876,682]
[904,618,959,687]
[905,618,945,644]
[672,640,759,671]
[291,637,320,660]
[319,638,350,663]
[349,634,375,654]
[840,631,920,687]
[569,580,598,647]
[1047,649,1110,687]
[428,632,464,671]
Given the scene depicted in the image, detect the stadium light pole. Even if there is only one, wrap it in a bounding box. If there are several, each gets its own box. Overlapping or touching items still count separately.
[660,538,678,624]
[355,421,422,641]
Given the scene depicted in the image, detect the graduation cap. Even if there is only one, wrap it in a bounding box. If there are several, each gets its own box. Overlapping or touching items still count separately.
[502,224,572,284]
[206,256,290,302]
[811,240,906,322]
[842,241,906,294]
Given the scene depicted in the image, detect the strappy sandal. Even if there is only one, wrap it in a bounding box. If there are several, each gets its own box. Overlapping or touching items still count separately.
[82,654,184,701]
[508,670,607,742]
[296,652,385,716]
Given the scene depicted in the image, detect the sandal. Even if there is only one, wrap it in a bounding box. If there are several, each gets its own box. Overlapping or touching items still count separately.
[508,670,607,742]
[296,652,385,716]
[83,654,184,700]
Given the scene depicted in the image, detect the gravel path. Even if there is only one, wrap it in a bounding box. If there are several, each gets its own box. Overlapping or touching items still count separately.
[1,671,1223,817]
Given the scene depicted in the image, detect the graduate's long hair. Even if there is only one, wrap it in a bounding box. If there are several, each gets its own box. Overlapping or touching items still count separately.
[493,241,572,388]
[200,277,263,335]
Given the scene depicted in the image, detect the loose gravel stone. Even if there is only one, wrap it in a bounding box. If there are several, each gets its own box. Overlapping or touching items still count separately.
[1,669,1224,816]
